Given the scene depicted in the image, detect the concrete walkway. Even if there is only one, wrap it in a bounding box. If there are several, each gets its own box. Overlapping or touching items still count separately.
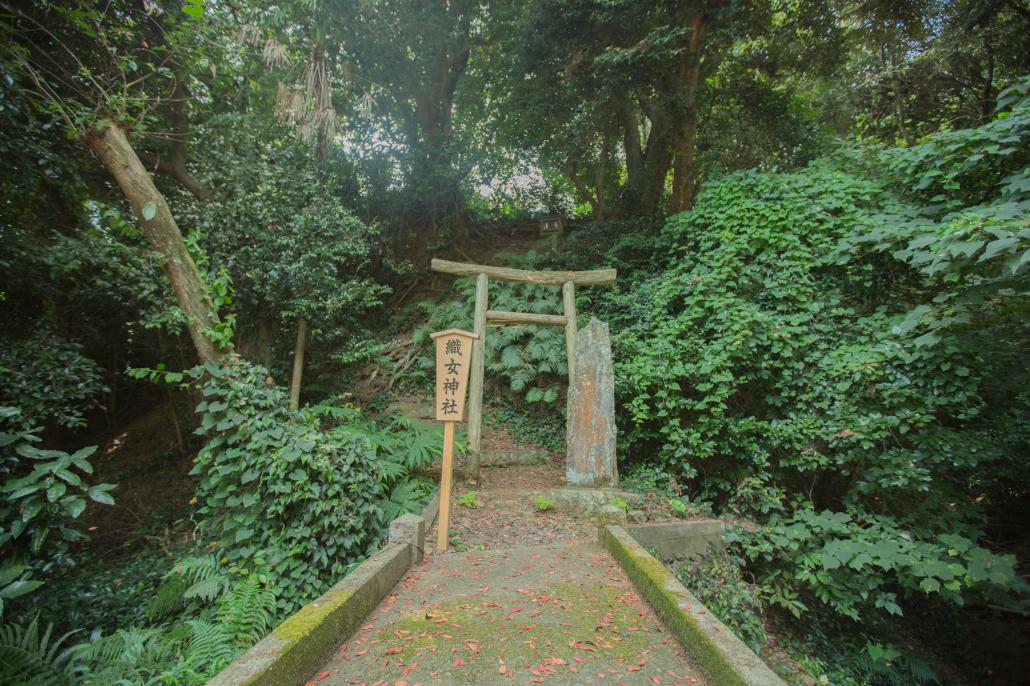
[305,404,707,685]
[310,542,705,686]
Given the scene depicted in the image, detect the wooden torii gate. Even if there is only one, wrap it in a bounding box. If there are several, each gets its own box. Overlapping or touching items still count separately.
[430,258,617,482]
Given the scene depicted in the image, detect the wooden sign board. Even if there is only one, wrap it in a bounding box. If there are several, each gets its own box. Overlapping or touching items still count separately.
[431,329,477,421]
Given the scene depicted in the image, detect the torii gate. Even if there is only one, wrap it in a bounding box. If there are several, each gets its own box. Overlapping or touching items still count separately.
[430,258,617,482]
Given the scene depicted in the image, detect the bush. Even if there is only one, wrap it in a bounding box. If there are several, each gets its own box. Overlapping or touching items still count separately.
[175,360,431,613]
[0,334,106,430]
[606,87,1030,649]
[735,510,1024,622]
[675,551,767,655]
[0,407,113,608]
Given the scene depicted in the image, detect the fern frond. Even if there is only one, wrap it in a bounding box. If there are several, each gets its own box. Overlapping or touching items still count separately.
[160,556,230,608]
[217,579,276,643]
[184,619,235,672]
[0,617,85,686]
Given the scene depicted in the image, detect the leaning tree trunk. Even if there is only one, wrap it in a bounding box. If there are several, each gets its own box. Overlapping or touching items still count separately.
[85,118,229,365]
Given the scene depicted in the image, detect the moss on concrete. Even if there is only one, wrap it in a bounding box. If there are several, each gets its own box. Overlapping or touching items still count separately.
[601,525,785,686]
[274,588,356,643]
[208,543,412,686]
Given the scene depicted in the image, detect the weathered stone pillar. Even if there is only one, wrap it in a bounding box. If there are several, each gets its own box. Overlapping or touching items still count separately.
[566,318,617,487]
[388,513,425,565]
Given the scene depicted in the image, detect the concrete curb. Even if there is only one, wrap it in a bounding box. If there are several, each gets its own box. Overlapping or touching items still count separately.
[206,542,411,686]
[421,490,440,531]
[206,493,440,686]
[600,524,786,686]
[626,520,726,560]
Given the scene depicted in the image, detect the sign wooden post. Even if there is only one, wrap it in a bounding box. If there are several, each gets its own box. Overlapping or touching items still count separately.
[430,328,478,552]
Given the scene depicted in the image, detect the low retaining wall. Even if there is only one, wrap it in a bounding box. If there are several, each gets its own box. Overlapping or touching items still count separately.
[207,493,439,686]
[626,520,725,560]
[600,524,786,686]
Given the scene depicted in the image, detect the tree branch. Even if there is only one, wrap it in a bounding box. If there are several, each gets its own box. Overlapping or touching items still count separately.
[142,75,211,200]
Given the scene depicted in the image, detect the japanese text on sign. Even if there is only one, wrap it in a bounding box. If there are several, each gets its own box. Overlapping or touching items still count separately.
[431,329,477,421]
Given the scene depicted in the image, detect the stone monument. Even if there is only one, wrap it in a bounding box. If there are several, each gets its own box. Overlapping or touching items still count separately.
[566,318,617,487]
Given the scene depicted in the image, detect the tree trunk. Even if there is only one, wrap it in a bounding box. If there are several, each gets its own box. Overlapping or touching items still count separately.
[617,92,675,216]
[85,119,228,365]
[671,16,706,212]
[139,76,211,200]
[980,39,995,123]
[565,158,600,219]
[886,48,914,146]
[289,317,307,411]
[593,136,609,220]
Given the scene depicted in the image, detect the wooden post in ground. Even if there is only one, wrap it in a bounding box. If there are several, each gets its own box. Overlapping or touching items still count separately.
[431,328,477,553]
[465,274,489,484]
[289,318,307,411]
[562,281,577,383]
[437,420,456,552]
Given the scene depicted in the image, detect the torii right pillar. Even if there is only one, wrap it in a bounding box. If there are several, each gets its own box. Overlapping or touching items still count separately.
[565,318,618,487]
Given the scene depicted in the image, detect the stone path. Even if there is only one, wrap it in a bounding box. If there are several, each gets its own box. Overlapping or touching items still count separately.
[311,542,705,686]
[306,470,708,685]
[306,406,707,685]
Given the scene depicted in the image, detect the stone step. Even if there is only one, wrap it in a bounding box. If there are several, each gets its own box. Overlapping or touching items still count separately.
[480,447,547,466]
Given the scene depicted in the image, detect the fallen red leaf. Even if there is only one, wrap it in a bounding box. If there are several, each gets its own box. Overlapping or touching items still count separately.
[316,671,332,682]
[452,657,466,668]
[384,647,403,655]
[627,665,641,672]
[354,648,369,657]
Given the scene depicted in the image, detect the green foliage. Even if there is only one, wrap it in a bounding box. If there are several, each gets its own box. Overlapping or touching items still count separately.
[675,552,767,655]
[668,498,687,517]
[486,402,565,454]
[458,491,478,509]
[609,497,629,512]
[65,360,440,684]
[77,626,185,686]
[620,463,678,498]
[74,556,277,685]
[180,360,419,612]
[605,93,1030,660]
[0,408,113,597]
[533,496,553,512]
[737,510,1024,622]
[29,547,175,635]
[0,615,85,686]
[0,334,106,429]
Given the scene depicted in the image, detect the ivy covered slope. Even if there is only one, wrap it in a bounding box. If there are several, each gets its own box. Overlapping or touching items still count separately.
[131,360,439,615]
[611,80,1029,626]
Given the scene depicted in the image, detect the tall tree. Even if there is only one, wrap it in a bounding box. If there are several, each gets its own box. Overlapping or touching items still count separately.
[486,0,844,217]
[238,0,483,233]
[1,1,231,364]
